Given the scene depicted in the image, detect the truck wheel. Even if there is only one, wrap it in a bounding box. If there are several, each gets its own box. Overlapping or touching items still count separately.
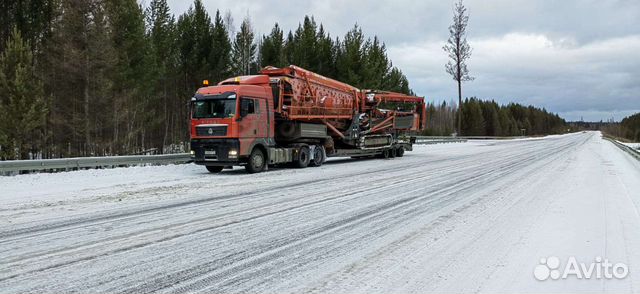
[381,148,390,159]
[206,166,223,173]
[397,147,405,157]
[389,147,397,158]
[294,146,310,168]
[310,145,324,167]
[245,148,266,173]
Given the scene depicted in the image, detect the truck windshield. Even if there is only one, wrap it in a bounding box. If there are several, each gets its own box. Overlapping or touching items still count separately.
[192,93,236,118]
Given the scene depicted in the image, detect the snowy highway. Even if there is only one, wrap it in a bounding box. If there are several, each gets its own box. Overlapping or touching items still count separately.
[1,131,640,293]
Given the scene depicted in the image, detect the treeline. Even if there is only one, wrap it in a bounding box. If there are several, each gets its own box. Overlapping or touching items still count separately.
[602,113,640,142]
[0,0,412,160]
[424,98,567,136]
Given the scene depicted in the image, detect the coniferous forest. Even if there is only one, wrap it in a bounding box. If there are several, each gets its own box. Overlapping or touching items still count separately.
[0,0,414,160]
[602,113,640,142]
[0,0,569,160]
[424,98,568,136]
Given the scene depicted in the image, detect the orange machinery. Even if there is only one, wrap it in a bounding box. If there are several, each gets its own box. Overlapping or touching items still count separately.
[190,65,426,173]
[259,65,426,141]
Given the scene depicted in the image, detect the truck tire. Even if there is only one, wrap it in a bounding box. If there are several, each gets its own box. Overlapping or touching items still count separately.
[245,148,266,173]
[397,146,405,157]
[206,166,223,173]
[310,145,324,167]
[381,148,390,159]
[389,147,397,158]
[294,146,310,168]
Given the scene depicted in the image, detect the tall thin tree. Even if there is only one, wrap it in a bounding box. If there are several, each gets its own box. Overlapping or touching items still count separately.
[0,27,48,159]
[260,23,284,67]
[443,0,473,135]
[210,10,231,82]
[231,16,256,75]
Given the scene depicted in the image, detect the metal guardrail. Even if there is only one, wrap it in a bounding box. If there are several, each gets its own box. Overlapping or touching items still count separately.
[604,137,640,161]
[414,135,526,140]
[413,137,467,145]
[412,135,527,145]
[0,153,191,173]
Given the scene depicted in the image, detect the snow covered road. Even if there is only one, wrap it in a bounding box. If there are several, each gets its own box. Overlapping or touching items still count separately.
[1,131,640,293]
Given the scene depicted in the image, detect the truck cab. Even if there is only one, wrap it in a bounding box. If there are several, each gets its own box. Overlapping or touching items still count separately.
[190,76,275,173]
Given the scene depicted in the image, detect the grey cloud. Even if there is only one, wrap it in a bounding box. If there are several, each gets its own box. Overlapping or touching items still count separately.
[166,0,640,121]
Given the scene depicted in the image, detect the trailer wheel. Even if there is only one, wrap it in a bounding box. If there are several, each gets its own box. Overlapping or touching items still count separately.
[397,146,405,157]
[245,148,266,173]
[294,146,310,168]
[389,147,397,158]
[310,145,324,167]
[206,166,223,173]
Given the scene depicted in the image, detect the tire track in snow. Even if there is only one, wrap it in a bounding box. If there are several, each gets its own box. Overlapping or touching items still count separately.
[0,133,592,293]
[112,135,588,293]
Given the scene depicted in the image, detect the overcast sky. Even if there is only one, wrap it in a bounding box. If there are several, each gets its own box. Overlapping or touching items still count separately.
[165,0,639,121]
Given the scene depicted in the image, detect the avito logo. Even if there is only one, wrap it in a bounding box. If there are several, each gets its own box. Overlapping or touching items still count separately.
[534,256,628,281]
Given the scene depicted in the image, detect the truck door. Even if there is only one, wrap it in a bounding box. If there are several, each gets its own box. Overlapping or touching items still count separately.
[240,98,259,134]
[255,98,268,138]
[239,98,258,155]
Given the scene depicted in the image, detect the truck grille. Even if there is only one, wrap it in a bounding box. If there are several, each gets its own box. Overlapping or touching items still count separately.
[196,125,227,136]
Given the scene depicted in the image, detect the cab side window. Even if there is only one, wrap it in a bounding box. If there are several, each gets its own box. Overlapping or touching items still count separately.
[247,99,255,114]
[254,99,261,114]
[242,98,255,115]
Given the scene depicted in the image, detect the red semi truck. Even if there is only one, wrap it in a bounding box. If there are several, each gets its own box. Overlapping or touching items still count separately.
[189,65,426,173]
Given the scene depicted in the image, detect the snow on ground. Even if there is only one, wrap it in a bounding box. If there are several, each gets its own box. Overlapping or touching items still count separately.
[1,131,639,293]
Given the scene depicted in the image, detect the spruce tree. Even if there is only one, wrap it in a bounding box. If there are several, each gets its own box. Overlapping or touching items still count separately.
[146,0,175,76]
[498,108,513,136]
[337,24,365,86]
[260,23,284,67]
[363,36,391,90]
[231,17,256,75]
[384,67,411,95]
[315,24,336,77]
[461,98,484,136]
[298,16,318,71]
[283,31,295,65]
[87,0,117,154]
[176,0,213,91]
[44,0,100,156]
[210,10,231,82]
[107,0,155,152]
[0,28,48,159]
[481,100,501,136]
[0,0,55,54]
[288,24,303,67]
[146,0,177,151]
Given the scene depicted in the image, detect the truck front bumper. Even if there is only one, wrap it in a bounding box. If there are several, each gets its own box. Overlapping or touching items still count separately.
[191,138,243,166]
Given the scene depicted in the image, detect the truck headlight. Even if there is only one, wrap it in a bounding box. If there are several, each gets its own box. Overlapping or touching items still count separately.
[229,150,238,156]
[190,150,195,156]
